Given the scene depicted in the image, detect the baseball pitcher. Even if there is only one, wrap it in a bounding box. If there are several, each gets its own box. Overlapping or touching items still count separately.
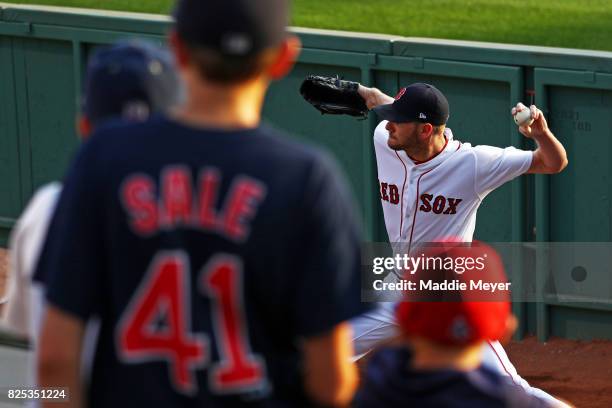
[351,82,568,405]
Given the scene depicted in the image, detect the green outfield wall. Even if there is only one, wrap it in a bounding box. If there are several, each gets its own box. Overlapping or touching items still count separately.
[0,4,611,341]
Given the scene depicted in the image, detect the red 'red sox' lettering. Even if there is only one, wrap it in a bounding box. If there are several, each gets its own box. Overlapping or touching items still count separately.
[379,181,400,205]
[121,166,267,241]
[419,194,462,215]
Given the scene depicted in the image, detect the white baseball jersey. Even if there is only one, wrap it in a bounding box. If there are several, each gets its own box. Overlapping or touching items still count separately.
[373,120,532,247]
[1,182,61,401]
[3,183,61,338]
[3,182,100,401]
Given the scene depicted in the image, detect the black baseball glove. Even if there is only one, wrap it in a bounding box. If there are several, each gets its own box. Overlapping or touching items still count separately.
[299,75,368,118]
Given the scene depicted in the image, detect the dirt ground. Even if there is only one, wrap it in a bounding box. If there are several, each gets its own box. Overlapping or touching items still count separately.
[507,337,612,408]
[0,250,610,406]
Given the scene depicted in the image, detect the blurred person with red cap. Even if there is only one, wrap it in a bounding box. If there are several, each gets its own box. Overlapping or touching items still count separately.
[355,242,570,408]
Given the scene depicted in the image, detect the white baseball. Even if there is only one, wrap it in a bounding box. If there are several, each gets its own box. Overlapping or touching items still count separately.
[513,108,533,126]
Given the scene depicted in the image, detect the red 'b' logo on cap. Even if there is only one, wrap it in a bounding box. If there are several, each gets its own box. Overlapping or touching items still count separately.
[394,88,407,100]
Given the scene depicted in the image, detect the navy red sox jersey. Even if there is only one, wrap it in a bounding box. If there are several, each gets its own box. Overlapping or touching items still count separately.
[35,115,369,407]
[354,346,554,408]
[374,121,532,249]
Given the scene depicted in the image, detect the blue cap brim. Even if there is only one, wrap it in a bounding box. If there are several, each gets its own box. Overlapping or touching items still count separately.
[373,103,413,123]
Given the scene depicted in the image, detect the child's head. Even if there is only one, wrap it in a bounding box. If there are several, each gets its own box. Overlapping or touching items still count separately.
[396,241,516,348]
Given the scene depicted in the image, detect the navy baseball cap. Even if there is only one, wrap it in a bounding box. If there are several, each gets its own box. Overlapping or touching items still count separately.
[83,40,183,126]
[373,83,450,125]
[173,0,289,56]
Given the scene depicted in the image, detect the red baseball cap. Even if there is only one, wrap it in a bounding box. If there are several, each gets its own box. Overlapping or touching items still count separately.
[396,241,510,346]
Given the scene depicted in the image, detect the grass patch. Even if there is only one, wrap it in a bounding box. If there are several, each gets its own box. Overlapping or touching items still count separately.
[1,0,611,51]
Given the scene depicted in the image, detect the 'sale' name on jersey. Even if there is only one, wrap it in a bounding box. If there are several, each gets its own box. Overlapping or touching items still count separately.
[120,165,266,242]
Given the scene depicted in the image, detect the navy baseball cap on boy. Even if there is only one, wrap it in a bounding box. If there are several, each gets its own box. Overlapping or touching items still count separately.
[82,40,183,126]
[373,83,450,125]
[173,0,289,56]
